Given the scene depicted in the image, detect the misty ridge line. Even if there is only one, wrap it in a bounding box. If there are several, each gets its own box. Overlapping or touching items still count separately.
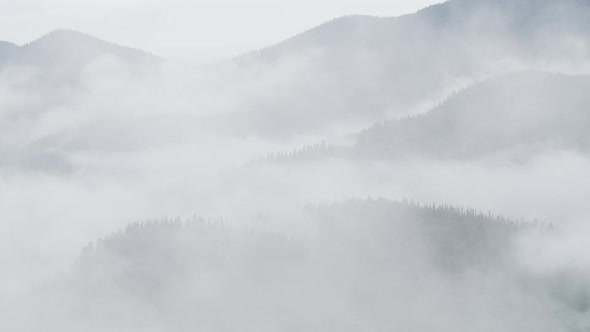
[19,198,568,331]
[243,76,500,164]
[247,82,469,163]
[253,70,590,163]
[81,197,545,246]
[71,198,531,276]
[234,13,405,61]
[0,9,419,66]
[4,29,160,58]
[4,0,577,67]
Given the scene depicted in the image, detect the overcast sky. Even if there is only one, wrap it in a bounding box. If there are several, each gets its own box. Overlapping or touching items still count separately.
[1,0,442,62]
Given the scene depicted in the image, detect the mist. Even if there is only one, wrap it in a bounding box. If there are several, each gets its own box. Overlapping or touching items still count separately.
[1,0,590,330]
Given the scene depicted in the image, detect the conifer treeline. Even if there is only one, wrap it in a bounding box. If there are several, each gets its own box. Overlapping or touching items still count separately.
[252,140,344,163]
[78,198,543,263]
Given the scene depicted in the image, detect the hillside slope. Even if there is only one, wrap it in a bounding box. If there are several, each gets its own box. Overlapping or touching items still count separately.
[7,200,553,331]
[355,71,590,160]
[0,30,158,76]
[230,0,590,135]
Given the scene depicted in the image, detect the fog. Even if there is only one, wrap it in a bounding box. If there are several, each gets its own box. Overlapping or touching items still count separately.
[1,0,590,330]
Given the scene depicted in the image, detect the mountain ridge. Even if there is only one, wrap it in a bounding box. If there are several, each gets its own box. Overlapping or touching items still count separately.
[355,70,590,159]
[0,29,160,73]
[239,0,590,62]
[13,199,537,331]
[20,29,157,57]
[260,71,590,162]
[226,0,590,136]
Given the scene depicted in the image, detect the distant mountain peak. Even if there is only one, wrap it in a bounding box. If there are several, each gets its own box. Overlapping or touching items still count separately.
[30,29,97,44]
[25,29,131,52]
[6,28,160,70]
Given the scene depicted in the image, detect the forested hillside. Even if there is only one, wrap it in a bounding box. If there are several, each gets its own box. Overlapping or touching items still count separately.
[9,199,567,332]
[355,71,590,160]
[264,71,590,162]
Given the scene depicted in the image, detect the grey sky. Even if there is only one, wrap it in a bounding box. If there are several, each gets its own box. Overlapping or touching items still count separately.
[1,0,442,62]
